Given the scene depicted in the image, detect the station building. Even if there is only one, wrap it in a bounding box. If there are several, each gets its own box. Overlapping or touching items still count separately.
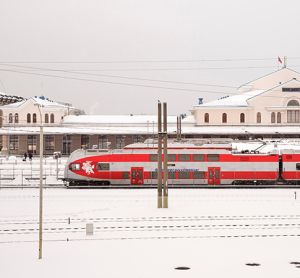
[1,66,300,156]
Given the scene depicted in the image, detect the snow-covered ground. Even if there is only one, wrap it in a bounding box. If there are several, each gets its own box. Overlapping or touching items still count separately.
[1,188,300,277]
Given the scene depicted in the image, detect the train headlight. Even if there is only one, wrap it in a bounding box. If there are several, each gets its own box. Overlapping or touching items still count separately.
[69,163,81,171]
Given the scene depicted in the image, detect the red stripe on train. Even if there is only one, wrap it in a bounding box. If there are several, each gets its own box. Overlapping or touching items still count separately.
[74,154,279,163]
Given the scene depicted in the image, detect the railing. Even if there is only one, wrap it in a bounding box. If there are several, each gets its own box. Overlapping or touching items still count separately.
[0,156,67,187]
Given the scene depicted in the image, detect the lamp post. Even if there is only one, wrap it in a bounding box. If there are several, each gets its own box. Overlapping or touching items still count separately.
[35,103,43,259]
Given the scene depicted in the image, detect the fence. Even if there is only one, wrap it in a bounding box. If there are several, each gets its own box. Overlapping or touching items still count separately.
[0,156,67,187]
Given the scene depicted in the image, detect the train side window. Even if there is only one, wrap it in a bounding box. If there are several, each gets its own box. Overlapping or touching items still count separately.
[296,163,300,170]
[122,172,129,179]
[178,154,191,161]
[96,163,110,171]
[151,172,158,179]
[69,163,80,171]
[168,172,176,179]
[168,154,176,161]
[207,154,219,161]
[178,171,190,179]
[150,154,158,161]
[193,171,205,179]
[193,154,204,161]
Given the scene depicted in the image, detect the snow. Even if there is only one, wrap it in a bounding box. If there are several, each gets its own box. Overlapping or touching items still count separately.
[63,114,195,125]
[2,124,300,136]
[194,90,265,107]
[1,188,300,277]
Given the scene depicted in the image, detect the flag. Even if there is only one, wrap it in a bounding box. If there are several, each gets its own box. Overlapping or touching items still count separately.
[278,56,282,64]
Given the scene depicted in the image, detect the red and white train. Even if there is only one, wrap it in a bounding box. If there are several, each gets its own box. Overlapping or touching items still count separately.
[64,142,300,187]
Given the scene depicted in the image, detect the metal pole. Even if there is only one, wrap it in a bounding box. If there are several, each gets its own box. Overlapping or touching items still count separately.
[163,102,168,208]
[56,158,58,180]
[39,124,43,259]
[157,102,162,208]
[176,116,179,141]
[179,115,182,140]
[36,105,44,260]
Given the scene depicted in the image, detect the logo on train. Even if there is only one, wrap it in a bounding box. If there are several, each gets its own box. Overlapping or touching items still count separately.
[82,161,95,175]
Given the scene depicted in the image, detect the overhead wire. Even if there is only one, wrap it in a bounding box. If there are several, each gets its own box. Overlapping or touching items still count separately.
[0,63,237,89]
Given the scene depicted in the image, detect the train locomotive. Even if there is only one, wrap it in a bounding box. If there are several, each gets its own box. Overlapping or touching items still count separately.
[64,141,300,187]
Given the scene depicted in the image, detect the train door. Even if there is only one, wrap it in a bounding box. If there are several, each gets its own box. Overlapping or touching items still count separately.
[130,167,144,185]
[208,167,221,185]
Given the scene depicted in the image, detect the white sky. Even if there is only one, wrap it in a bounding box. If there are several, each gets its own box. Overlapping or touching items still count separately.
[0,0,299,115]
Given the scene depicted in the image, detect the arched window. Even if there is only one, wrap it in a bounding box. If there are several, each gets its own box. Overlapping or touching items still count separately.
[271,112,276,123]
[277,112,281,123]
[33,113,37,123]
[50,113,55,123]
[14,113,19,124]
[8,113,13,123]
[27,113,31,123]
[287,99,300,123]
[45,114,49,123]
[287,99,299,106]
[256,112,261,123]
[222,113,227,123]
[204,113,209,123]
[240,113,245,123]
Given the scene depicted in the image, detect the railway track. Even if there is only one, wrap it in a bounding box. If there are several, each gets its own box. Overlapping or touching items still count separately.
[1,214,300,243]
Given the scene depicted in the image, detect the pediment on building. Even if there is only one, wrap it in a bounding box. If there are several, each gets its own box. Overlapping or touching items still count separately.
[239,67,300,91]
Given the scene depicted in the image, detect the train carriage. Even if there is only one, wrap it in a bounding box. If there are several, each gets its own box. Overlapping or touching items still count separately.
[281,150,300,184]
[64,142,282,187]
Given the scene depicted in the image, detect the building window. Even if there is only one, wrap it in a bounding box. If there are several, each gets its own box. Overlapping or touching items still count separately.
[9,135,19,151]
[45,135,55,151]
[27,135,38,154]
[204,113,209,123]
[50,113,55,123]
[116,136,126,149]
[277,112,281,123]
[33,113,37,123]
[287,99,299,106]
[287,110,300,123]
[133,135,143,143]
[14,113,19,123]
[98,135,109,149]
[62,135,71,155]
[240,113,245,123]
[9,113,13,123]
[222,113,227,123]
[45,114,49,123]
[27,113,31,123]
[81,135,90,149]
[256,112,261,123]
[271,112,276,123]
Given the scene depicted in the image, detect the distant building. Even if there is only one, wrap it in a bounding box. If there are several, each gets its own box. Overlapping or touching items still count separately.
[1,66,300,156]
[191,67,300,139]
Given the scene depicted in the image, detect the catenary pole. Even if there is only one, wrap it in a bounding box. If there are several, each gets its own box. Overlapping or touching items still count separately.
[163,102,168,208]
[157,101,162,208]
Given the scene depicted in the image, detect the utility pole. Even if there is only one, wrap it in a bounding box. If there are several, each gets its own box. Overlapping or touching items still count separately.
[39,122,43,259]
[35,103,43,259]
[157,101,162,208]
[163,102,168,208]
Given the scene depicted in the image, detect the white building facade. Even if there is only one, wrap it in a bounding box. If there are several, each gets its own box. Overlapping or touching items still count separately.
[192,67,300,127]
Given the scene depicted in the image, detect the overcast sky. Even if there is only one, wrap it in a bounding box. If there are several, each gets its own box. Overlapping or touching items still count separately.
[0,0,299,115]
